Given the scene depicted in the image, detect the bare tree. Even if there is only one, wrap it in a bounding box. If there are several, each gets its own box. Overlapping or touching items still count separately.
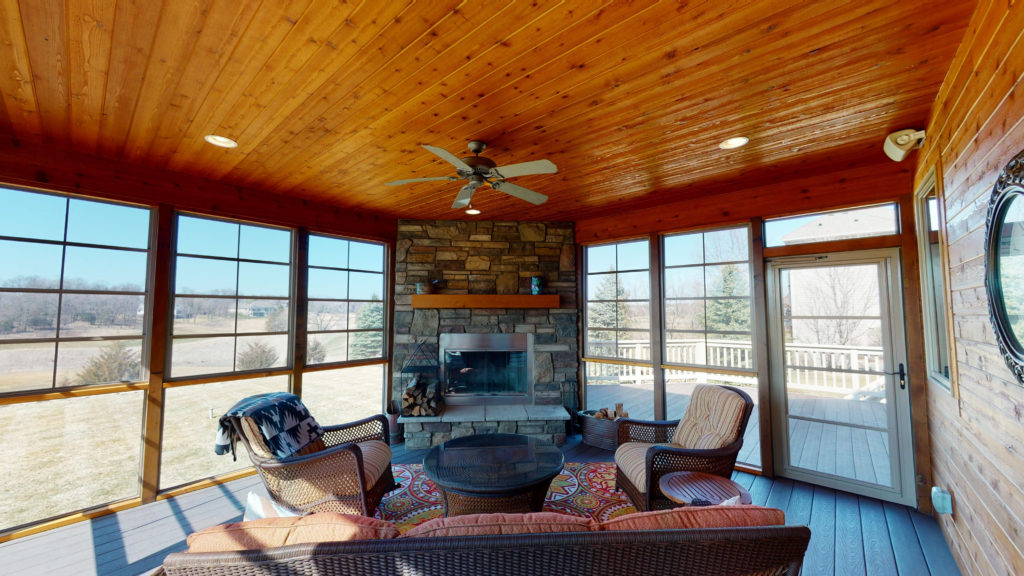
[793,266,879,347]
[309,302,341,332]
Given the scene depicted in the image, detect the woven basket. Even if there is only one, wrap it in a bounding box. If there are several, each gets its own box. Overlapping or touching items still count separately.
[579,410,619,450]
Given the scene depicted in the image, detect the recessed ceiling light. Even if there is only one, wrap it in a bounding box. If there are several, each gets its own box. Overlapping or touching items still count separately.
[465,206,481,215]
[204,134,238,148]
[718,136,749,150]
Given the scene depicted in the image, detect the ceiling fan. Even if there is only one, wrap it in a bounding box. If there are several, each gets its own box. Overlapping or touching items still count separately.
[386,141,557,209]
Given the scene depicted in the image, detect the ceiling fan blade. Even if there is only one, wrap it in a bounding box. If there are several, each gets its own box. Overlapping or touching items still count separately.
[491,180,548,205]
[423,145,473,173]
[490,159,557,179]
[452,181,482,209]
[385,176,458,186]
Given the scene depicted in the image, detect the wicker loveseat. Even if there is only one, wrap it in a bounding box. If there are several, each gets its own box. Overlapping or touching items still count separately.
[160,524,811,575]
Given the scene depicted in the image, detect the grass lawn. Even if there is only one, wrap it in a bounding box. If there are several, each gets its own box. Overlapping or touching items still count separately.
[1,364,385,531]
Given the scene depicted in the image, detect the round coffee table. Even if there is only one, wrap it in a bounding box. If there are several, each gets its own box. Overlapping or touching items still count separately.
[422,433,565,516]
[658,471,752,507]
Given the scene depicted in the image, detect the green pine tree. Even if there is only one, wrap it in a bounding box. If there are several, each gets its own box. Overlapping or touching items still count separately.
[705,264,749,335]
[587,274,629,356]
[349,300,384,360]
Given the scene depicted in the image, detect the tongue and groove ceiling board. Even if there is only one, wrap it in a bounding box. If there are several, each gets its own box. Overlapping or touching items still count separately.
[0,1,974,222]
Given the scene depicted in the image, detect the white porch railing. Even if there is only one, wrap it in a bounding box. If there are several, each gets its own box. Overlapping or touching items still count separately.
[587,339,885,398]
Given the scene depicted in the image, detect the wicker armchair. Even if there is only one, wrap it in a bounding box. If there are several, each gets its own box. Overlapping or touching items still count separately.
[615,384,753,511]
[226,411,399,517]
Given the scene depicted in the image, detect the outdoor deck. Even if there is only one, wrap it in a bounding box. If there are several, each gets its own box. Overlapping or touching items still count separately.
[0,434,957,575]
[588,383,892,483]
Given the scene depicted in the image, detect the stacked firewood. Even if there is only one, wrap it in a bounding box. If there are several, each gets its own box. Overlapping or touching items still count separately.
[591,402,628,420]
[401,375,444,417]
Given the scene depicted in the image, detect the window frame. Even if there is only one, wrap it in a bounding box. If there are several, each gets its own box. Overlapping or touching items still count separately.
[660,223,757,376]
[914,168,956,393]
[165,212,296,381]
[763,202,901,248]
[582,237,653,363]
[305,231,388,367]
[0,186,154,393]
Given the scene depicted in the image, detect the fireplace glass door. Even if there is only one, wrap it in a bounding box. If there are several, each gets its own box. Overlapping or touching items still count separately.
[439,333,534,404]
[444,349,527,396]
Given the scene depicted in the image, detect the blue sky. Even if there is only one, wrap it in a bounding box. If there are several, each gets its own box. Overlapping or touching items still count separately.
[1,188,384,296]
[0,189,150,288]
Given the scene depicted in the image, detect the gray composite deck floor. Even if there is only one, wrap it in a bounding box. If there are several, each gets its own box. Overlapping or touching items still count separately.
[0,434,958,575]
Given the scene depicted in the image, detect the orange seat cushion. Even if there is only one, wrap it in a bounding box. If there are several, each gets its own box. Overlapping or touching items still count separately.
[400,512,597,538]
[600,505,784,531]
[186,512,398,552]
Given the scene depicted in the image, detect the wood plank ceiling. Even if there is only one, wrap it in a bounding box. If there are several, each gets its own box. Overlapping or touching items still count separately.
[0,1,974,223]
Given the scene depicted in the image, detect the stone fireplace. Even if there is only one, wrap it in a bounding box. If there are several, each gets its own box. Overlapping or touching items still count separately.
[392,220,578,448]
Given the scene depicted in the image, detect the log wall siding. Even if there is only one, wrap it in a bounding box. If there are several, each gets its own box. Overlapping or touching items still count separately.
[914,1,1024,574]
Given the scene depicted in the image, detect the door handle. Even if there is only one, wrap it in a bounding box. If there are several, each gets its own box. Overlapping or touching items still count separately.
[893,363,906,390]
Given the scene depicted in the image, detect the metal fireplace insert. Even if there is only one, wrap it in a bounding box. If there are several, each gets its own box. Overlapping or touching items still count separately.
[439,333,534,405]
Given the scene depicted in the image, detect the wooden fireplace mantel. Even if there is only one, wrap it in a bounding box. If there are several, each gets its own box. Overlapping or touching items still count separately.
[411,294,560,309]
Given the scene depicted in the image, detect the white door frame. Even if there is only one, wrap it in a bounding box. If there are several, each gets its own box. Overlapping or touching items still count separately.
[767,248,916,506]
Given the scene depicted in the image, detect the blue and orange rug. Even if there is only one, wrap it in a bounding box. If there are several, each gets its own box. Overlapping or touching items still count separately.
[376,462,637,533]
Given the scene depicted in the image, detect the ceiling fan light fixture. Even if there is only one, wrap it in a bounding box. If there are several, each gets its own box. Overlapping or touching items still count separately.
[465,205,481,215]
[718,136,749,150]
[204,134,238,148]
[388,141,556,207]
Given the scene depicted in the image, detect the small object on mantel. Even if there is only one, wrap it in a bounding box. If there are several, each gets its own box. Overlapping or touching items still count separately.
[411,294,559,309]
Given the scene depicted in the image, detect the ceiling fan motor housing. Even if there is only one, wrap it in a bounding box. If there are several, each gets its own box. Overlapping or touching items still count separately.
[459,155,497,177]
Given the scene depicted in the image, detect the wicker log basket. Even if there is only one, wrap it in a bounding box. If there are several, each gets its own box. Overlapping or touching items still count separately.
[578,410,620,450]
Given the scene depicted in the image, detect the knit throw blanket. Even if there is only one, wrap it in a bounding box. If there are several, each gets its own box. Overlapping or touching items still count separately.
[215,392,324,459]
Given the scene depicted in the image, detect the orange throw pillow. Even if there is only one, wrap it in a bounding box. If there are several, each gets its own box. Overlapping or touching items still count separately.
[600,505,784,531]
[401,512,597,538]
[186,513,398,553]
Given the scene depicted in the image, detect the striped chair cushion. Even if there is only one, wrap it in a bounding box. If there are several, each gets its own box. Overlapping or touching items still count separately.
[671,385,746,449]
[356,440,392,489]
[614,441,657,492]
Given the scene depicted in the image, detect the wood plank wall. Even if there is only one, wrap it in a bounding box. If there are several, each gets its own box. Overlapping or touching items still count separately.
[0,138,396,241]
[573,160,914,241]
[914,1,1024,574]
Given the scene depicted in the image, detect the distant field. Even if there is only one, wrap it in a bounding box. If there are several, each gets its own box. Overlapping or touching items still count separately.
[0,364,384,531]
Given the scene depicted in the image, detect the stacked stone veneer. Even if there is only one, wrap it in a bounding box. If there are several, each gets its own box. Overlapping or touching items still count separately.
[392,220,578,449]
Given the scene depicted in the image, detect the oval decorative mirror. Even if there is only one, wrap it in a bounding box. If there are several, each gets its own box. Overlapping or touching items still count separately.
[985,149,1024,385]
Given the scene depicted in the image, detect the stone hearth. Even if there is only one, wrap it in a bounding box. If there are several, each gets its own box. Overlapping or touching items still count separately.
[391,220,579,447]
[398,405,570,449]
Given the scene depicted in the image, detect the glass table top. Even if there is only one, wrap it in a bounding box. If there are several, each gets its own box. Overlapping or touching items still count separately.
[422,433,565,493]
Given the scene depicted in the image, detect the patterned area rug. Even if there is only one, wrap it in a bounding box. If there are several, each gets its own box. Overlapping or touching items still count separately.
[375,462,636,533]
